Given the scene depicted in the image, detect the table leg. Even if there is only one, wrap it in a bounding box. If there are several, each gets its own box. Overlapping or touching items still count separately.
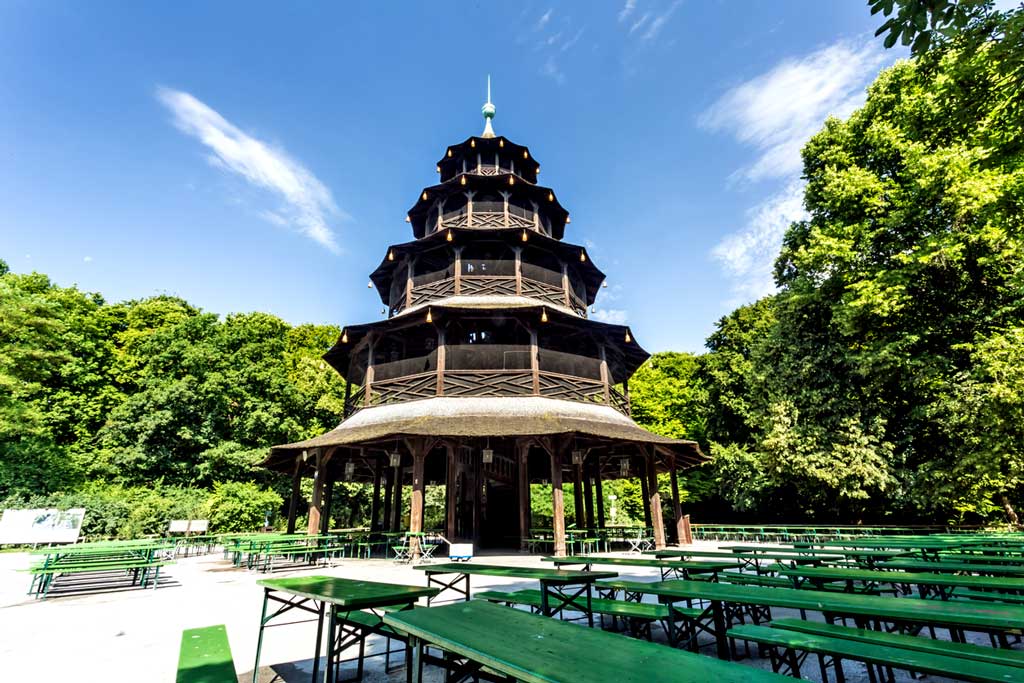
[312,600,325,683]
[324,606,335,683]
[253,589,270,683]
[409,637,423,683]
[711,599,730,660]
[541,582,551,617]
[585,583,594,628]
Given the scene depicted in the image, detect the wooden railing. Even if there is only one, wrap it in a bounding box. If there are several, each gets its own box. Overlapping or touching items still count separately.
[395,273,583,315]
[344,369,629,419]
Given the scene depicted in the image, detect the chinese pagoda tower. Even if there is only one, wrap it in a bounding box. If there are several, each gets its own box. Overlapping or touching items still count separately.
[266,82,705,556]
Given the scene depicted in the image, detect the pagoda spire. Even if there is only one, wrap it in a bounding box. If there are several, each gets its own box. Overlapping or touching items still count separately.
[481,75,496,138]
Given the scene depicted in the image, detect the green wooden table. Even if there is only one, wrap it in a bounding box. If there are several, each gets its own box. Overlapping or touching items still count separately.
[877,559,1024,577]
[383,599,788,683]
[542,555,736,581]
[644,548,842,572]
[779,565,1024,599]
[414,562,617,627]
[254,575,438,683]
[600,578,1024,660]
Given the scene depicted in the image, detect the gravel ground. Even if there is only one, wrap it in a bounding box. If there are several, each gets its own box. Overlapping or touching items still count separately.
[0,542,1007,682]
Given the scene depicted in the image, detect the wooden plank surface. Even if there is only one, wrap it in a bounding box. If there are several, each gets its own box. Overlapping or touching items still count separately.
[257,575,438,608]
[415,562,617,582]
[384,600,787,683]
[781,566,1024,591]
[176,625,236,683]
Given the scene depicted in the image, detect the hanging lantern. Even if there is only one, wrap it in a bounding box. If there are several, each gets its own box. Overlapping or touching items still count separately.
[541,308,548,323]
[388,249,395,261]
[447,149,453,158]
[521,229,528,243]
[579,250,586,262]
[482,448,494,464]
[460,175,466,186]
[426,308,433,323]
[405,216,411,223]
[548,191,554,201]
[602,281,608,288]
[572,450,584,466]
[381,307,387,315]
[344,461,355,480]
[341,329,348,343]
[523,150,528,159]
[436,165,441,173]
[566,215,572,224]
[625,330,632,343]
[389,452,401,468]
[536,166,541,175]
[619,459,630,477]
[590,306,596,315]
[446,229,453,242]
[508,176,515,186]
[367,281,373,289]
[422,191,428,201]
[499,139,504,148]
[302,450,309,462]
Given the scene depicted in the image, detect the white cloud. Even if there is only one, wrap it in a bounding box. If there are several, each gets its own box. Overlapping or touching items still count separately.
[629,14,650,35]
[618,0,637,22]
[642,0,682,41]
[156,87,341,252]
[699,40,890,182]
[537,9,552,30]
[541,56,566,84]
[561,28,585,52]
[83,256,93,263]
[713,180,808,302]
[592,308,629,325]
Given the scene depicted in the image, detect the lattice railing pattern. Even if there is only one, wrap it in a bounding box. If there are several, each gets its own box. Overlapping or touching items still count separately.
[409,278,455,307]
[520,279,568,309]
[368,372,437,407]
[345,385,366,417]
[537,371,606,404]
[610,386,631,416]
[443,370,534,397]
[461,276,517,297]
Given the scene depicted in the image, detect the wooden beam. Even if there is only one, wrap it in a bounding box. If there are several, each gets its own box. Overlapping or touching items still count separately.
[669,455,685,545]
[446,444,457,541]
[638,455,652,530]
[364,335,376,408]
[436,328,446,396]
[307,449,324,536]
[550,447,566,557]
[573,463,585,529]
[583,459,595,530]
[454,247,462,295]
[286,457,302,534]
[561,261,571,307]
[381,462,393,536]
[594,457,605,528]
[517,440,531,550]
[410,440,427,559]
[370,454,382,532]
[599,345,610,405]
[645,449,667,550]
[391,458,403,533]
[530,329,540,395]
[319,467,335,535]
[514,247,522,296]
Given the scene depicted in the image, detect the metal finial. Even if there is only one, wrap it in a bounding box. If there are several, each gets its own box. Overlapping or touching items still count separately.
[481,75,496,138]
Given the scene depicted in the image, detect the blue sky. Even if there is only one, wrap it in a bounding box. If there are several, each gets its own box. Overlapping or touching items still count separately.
[1,2,902,353]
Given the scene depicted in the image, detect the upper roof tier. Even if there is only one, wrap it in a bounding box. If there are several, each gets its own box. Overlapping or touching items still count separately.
[436,136,539,184]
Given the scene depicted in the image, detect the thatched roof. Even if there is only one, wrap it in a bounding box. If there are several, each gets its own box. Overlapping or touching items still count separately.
[264,396,706,474]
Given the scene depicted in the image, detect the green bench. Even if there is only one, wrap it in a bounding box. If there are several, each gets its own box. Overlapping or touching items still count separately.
[475,588,672,640]
[176,625,236,683]
[728,622,1024,683]
[30,559,171,598]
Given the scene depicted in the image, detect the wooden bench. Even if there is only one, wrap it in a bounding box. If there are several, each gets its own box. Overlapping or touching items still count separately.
[475,588,671,640]
[727,623,1023,683]
[768,617,1024,668]
[30,559,171,597]
[384,599,788,682]
[176,625,236,683]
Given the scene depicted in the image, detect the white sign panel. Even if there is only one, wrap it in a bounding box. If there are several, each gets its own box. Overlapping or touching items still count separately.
[0,508,86,545]
[168,519,209,533]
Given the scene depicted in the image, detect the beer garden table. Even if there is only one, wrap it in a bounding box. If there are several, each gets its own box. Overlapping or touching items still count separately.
[542,555,736,581]
[253,575,437,683]
[414,562,617,627]
[778,565,1024,600]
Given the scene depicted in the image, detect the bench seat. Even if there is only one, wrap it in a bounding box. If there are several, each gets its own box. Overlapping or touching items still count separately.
[728,623,1023,683]
[177,624,236,683]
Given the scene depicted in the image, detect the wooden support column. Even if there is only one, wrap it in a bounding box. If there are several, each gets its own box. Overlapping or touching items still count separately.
[583,461,595,530]
[405,257,414,309]
[370,455,383,532]
[466,191,474,227]
[646,449,667,550]
[599,345,611,405]
[550,452,566,557]
[320,467,335,535]
[409,441,427,559]
[307,449,324,536]
[381,463,393,536]
[453,247,462,295]
[594,458,605,528]
[343,380,353,419]
[638,456,652,530]
[514,247,523,295]
[517,441,531,549]
[573,463,586,529]
[530,329,540,395]
[561,261,571,307]
[436,328,446,396]
[286,457,302,534]
[364,336,375,408]
[445,444,457,541]
[391,459,403,533]
[669,455,685,545]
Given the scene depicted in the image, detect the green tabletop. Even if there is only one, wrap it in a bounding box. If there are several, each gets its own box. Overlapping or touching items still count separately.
[722,545,847,556]
[877,560,1024,576]
[177,625,235,683]
[939,552,1024,564]
[780,566,1024,592]
[414,562,617,583]
[383,600,787,683]
[257,575,438,609]
[645,549,843,565]
[542,556,736,572]
[609,579,1024,631]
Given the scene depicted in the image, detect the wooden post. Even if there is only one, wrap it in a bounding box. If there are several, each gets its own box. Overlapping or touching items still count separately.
[573,463,586,529]
[599,345,611,405]
[436,328,446,396]
[583,461,595,530]
[446,444,457,541]
[410,443,426,559]
[320,468,335,536]
[364,336,375,408]
[561,261,571,307]
[381,464,393,537]
[594,458,605,528]
[286,458,302,534]
[646,450,667,550]
[454,247,462,295]
[518,441,531,549]
[307,449,324,536]
[530,329,540,395]
[549,445,566,557]
[514,247,523,296]
[405,257,415,309]
[639,457,652,530]
[391,460,403,533]
[370,455,383,532]
[669,455,685,546]
[343,379,352,419]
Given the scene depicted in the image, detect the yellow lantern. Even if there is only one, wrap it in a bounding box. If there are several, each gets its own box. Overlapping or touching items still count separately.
[541,309,548,323]
[388,250,395,261]
[422,191,428,200]
[446,229,453,242]
[341,329,348,343]
[521,229,528,243]
[426,308,433,323]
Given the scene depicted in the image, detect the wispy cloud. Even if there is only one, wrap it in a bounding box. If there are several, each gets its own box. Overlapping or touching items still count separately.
[541,56,566,85]
[561,28,585,52]
[83,256,93,263]
[592,308,629,325]
[699,40,890,182]
[642,0,682,41]
[537,9,553,30]
[618,0,637,22]
[702,39,893,304]
[712,181,807,302]
[156,87,342,252]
